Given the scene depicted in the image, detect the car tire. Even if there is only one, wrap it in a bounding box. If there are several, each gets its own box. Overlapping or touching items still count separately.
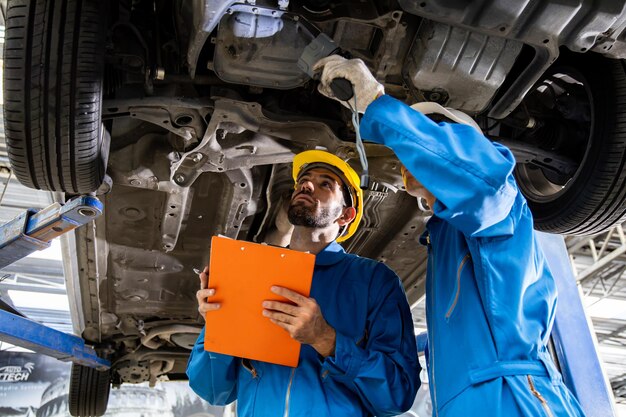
[68,363,111,417]
[515,52,626,235]
[3,0,109,194]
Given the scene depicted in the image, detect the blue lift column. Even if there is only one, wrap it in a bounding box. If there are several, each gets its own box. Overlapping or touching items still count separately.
[0,196,110,370]
[538,232,616,417]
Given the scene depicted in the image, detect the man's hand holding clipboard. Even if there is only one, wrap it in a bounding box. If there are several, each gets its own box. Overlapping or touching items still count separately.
[196,266,220,316]
[262,286,336,358]
[198,236,316,367]
[197,267,336,359]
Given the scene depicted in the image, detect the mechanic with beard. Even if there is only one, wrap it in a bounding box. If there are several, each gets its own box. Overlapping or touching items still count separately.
[312,56,586,417]
[187,150,420,417]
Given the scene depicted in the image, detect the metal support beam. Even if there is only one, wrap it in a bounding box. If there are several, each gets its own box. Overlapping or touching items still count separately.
[572,224,626,286]
[0,309,110,370]
[577,244,626,284]
[538,232,616,417]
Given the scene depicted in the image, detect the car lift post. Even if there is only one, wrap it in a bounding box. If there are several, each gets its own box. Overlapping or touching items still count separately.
[0,195,110,370]
[538,232,616,417]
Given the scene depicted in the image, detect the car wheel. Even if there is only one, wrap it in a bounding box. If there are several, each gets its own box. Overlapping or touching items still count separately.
[514,52,626,235]
[68,363,111,417]
[3,0,109,194]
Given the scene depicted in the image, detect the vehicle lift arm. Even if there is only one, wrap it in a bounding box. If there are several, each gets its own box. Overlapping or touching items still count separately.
[0,196,110,370]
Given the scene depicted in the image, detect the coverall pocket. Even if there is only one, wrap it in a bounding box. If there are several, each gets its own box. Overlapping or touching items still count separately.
[445,253,471,321]
[242,358,259,379]
[239,359,261,416]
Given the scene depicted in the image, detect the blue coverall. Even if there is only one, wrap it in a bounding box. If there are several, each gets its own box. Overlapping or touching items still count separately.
[360,95,586,417]
[187,241,420,417]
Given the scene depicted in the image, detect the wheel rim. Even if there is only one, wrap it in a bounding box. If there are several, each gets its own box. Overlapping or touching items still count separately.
[515,68,594,204]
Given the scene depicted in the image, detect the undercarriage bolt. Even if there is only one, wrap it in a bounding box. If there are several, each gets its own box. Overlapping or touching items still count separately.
[174,174,186,184]
[192,153,203,162]
[428,92,441,101]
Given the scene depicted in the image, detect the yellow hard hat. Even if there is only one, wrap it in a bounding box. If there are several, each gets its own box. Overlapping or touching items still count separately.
[292,150,363,242]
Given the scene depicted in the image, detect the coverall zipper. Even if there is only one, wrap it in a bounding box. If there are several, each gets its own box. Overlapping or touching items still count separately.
[427,234,439,416]
[283,367,296,417]
[445,254,471,319]
[527,375,555,417]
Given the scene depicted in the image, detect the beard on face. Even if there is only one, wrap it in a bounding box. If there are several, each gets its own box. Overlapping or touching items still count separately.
[288,194,343,228]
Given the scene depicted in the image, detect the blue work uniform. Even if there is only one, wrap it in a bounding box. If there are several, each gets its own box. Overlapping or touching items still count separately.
[360,95,586,417]
[187,241,420,417]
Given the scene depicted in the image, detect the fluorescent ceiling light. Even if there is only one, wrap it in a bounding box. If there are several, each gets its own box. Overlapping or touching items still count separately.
[27,238,63,261]
[8,290,69,311]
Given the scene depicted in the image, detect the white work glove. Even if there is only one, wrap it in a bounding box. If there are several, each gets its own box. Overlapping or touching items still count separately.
[313,55,385,114]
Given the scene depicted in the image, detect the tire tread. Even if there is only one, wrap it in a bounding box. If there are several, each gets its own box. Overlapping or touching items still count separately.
[2,0,107,194]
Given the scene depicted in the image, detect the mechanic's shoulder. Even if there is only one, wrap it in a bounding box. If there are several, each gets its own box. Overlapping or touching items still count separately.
[341,252,397,278]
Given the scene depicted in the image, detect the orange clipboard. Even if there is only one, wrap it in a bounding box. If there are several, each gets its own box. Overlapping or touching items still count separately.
[204,235,315,367]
